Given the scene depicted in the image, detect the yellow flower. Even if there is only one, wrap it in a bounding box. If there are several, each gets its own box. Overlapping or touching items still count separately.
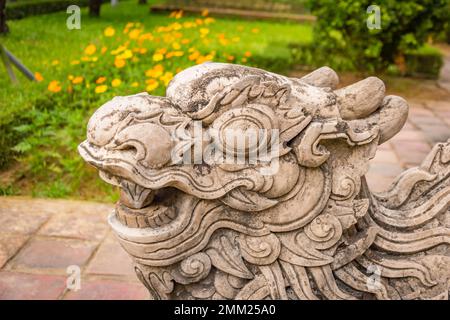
[34,72,44,82]
[251,28,260,33]
[51,60,59,66]
[68,75,74,80]
[145,64,164,78]
[96,77,106,84]
[146,79,159,92]
[152,53,164,62]
[117,49,133,60]
[131,82,139,87]
[114,59,126,68]
[111,79,122,87]
[199,28,209,37]
[160,71,174,86]
[48,80,62,93]
[204,17,215,25]
[172,42,181,50]
[111,45,127,55]
[241,57,248,63]
[125,22,135,29]
[232,36,240,42]
[95,85,108,94]
[84,44,97,55]
[128,29,141,40]
[70,60,80,65]
[104,27,115,37]
[72,76,83,84]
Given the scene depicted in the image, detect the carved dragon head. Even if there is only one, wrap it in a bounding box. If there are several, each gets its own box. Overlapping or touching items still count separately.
[79,63,450,300]
[79,63,407,211]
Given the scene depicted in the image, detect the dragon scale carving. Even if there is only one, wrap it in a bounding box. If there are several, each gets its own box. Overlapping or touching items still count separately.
[79,63,450,300]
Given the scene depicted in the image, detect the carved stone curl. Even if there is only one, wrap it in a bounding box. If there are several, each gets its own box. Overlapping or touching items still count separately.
[79,63,450,300]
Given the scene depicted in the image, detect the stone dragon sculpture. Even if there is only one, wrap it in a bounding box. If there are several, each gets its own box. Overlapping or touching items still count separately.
[79,63,450,300]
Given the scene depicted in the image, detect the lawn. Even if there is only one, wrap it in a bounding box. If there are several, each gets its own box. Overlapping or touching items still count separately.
[0,0,313,201]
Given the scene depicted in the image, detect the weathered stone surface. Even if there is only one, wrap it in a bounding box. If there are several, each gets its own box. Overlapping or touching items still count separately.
[79,63,450,300]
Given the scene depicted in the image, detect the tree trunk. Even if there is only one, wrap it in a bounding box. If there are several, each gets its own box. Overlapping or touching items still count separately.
[89,0,102,17]
[0,0,8,34]
[138,0,147,4]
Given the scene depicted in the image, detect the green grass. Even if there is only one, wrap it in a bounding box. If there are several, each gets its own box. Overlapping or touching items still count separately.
[0,0,313,201]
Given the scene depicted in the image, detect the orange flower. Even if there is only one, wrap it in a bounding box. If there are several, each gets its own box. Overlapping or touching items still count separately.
[201,9,209,17]
[145,64,164,78]
[34,72,44,82]
[146,79,159,92]
[114,59,126,68]
[70,60,80,65]
[101,46,108,54]
[188,51,200,61]
[104,27,115,37]
[72,76,83,84]
[251,28,260,33]
[96,77,107,84]
[84,44,97,55]
[95,85,108,93]
[48,80,62,93]
[111,79,122,87]
[244,51,252,57]
[226,55,235,62]
[128,29,141,40]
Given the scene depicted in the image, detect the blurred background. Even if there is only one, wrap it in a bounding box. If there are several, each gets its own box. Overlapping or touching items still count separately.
[0,0,450,200]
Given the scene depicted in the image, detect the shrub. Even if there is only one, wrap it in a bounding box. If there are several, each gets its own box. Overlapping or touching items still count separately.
[6,0,89,19]
[307,0,450,72]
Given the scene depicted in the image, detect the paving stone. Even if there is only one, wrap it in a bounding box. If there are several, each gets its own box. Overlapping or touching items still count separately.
[367,162,404,178]
[371,150,399,164]
[0,272,66,299]
[0,209,51,235]
[9,237,97,272]
[366,175,395,193]
[63,279,148,300]
[38,212,109,242]
[0,234,29,269]
[85,233,136,278]
[424,100,450,110]
[418,124,450,144]
[393,130,427,142]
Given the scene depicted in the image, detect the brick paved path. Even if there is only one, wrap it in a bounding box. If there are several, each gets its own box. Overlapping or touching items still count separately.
[0,198,148,300]
[366,99,450,192]
[0,98,449,299]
